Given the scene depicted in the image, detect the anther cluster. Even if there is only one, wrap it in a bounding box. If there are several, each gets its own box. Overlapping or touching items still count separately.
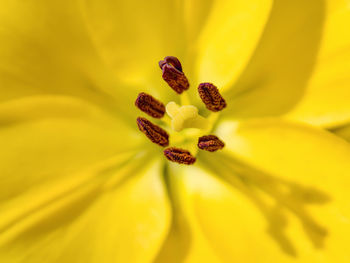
[135,56,227,165]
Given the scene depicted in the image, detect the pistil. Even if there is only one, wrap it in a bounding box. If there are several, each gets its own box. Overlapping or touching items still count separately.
[165,102,208,132]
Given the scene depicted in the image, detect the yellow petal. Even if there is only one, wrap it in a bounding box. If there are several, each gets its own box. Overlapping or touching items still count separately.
[200,118,350,261]
[0,95,139,206]
[0,0,131,117]
[222,0,326,119]
[285,0,350,127]
[81,0,184,101]
[0,95,167,262]
[0,160,170,263]
[154,164,223,263]
[195,0,273,89]
[165,165,295,262]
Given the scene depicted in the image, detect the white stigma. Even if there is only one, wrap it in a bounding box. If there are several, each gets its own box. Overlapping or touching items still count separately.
[166,102,208,132]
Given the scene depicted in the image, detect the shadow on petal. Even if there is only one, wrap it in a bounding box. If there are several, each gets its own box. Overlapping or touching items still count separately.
[330,123,350,143]
[198,151,330,257]
[153,163,193,263]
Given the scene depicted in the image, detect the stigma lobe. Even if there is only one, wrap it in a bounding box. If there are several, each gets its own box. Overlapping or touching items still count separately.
[198,83,226,112]
[159,56,189,94]
[198,135,225,152]
[135,92,165,118]
[163,147,196,165]
[137,117,169,147]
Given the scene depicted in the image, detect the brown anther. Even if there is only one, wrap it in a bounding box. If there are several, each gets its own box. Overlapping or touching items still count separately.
[198,83,226,112]
[159,56,183,72]
[198,135,225,152]
[137,117,169,147]
[164,147,196,165]
[159,56,189,94]
[135,92,165,118]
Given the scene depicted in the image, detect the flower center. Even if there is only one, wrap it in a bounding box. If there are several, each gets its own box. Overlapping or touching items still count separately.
[165,102,208,132]
[135,56,226,165]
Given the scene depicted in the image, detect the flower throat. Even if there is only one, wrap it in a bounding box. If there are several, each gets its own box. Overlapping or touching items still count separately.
[135,56,226,165]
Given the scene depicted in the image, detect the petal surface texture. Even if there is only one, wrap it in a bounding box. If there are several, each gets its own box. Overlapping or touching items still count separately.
[194,0,273,89]
[0,0,129,109]
[285,0,350,127]
[221,0,326,119]
[0,1,170,262]
[80,0,185,102]
[0,158,170,263]
[221,0,350,126]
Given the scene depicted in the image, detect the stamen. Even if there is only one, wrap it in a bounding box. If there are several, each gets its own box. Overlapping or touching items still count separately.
[163,147,196,165]
[198,83,226,112]
[135,92,165,118]
[137,117,169,147]
[198,135,225,152]
[159,56,189,94]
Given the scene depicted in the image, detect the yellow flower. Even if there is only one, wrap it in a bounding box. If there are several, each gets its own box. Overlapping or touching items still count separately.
[0,0,350,262]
